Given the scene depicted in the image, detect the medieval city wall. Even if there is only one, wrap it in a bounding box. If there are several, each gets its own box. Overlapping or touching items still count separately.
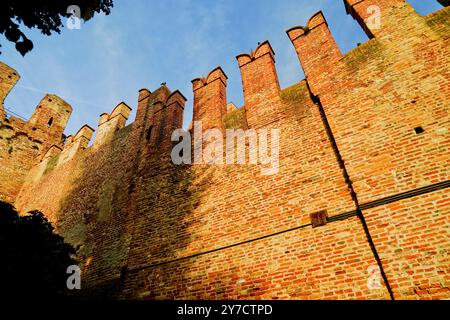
[1,1,448,299]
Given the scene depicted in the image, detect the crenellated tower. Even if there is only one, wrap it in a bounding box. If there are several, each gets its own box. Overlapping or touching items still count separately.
[0,64,73,203]
[192,67,228,133]
[287,11,342,96]
[135,84,173,146]
[150,90,186,149]
[1,0,450,301]
[28,94,72,147]
[93,102,132,148]
[236,41,284,128]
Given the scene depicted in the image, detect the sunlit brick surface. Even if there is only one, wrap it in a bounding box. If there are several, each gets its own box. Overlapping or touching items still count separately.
[1,1,448,300]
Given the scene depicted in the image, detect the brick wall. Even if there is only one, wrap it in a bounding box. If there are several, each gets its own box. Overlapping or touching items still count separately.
[289,1,450,203]
[2,0,449,300]
[237,41,284,128]
[192,67,228,132]
[0,85,72,202]
[363,188,450,300]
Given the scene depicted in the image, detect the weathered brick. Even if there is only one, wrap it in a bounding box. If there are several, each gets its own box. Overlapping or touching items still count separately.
[0,1,448,300]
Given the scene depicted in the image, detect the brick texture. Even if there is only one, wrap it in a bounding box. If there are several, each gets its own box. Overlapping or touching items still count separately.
[0,1,449,300]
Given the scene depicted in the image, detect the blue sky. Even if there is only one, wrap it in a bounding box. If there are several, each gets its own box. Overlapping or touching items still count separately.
[0,0,443,135]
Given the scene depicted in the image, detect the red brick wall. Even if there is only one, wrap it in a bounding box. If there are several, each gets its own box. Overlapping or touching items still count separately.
[14,77,358,298]
[28,94,72,147]
[121,217,390,300]
[4,1,449,300]
[0,92,72,202]
[289,3,450,203]
[122,79,354,272]
[192,67,228,132]
[364,188,450,300]
[16,124,137,290]
[150,91,186,151]
[237,41,284,128]
[0,123,42,203]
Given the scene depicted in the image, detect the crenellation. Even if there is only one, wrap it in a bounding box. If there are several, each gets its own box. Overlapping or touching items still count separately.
[151,89,186,148]
[166,90,187,109]
[0,2,449,300]
[192,67,228,132]
[42,145,63,161]
[135,88,152,128]
[110,101,132,120]
[58,125,94,165]
[344,0,421,38]
[74,124,95,143]
[64,124,94,151]
[138,88,152,102]
[287,11,342,96]
[236,41,284,128]
[137,85,173,136]
[93,102,132,148]
[98,113,109,126]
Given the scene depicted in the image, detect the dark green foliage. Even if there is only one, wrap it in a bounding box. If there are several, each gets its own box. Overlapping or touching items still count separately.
[0,201,77,298]
[0,1,114,56]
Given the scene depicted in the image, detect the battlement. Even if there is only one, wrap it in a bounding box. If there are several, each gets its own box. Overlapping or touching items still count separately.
[93,102,132,148]
[343,0,418,38]
[58,124,95,164]
[41,124,94,163]
[135,88,152,129]
[135,85,172,135]
[192,67,228,132]
[0,1,447,157]
[236,40,276,67]
[236,41,283,128]
[287,11,342,95]
[150,90,186,148]
[286,1,448,96]
[2,2,450,300]
[192,67,228,91]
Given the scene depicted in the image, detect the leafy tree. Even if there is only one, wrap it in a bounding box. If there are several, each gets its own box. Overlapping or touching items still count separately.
[0,0,114,56]
[0,201,77,298]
